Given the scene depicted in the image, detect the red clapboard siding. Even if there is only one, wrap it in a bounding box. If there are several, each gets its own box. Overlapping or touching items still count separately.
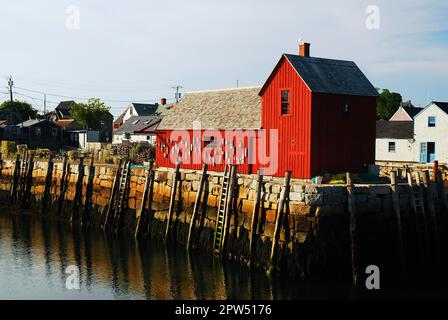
[261,57,313,178]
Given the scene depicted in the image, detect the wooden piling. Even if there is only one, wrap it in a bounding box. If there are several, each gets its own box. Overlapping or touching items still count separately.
[249,169,263,261]
[21,153,35,208]
[270,171,291,264]
[10,153,21,203]
[41,155,54,215]
[71,157,85,224]
[422,170,438,242]
[390,171,405,273]
[82,156,95,226]
[102,159,122,230]
[57,155,69,217]
[0,152,3,179]
[165,163,180,241]
[346,172,358,286]
[135,160,155,238]
[186,164,208,250]
[436,170,448,215]
[433,160,438,182]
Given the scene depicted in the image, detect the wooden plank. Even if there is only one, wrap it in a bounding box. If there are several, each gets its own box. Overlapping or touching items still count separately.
[390,171,405,273]
[10,153,21,203]
[102,159,122,230]
[165,163,180,241]
[82,156,95,226]
[187,163,208,250]
[57,155,69,217]
[346,172,358,286]
[135,160,155,238]
[21,153,35,208]
[249,169,263,261]
[41,155,54,214]
[270,171,291,265]
[71,157,85,224]
[436,170,448,215]
[422,170,438,243]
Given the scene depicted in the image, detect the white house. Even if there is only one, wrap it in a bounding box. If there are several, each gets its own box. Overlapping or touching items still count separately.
[112,116,161,145]
[376,120,416,162]
[413,101,448,164]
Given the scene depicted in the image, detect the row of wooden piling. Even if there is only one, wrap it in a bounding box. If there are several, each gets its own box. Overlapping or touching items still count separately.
[347,167,448,287]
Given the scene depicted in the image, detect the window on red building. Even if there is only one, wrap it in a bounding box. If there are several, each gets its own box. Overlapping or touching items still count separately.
[281,90,290,115]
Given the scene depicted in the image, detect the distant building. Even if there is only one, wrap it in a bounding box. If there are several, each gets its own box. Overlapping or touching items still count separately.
[389,104,423,121]
[15,119,63,150]
[113,100,172,130]
[46,101,76,122]
[414,101,448,164]
[113,116,161,145]
[375,120,415,162]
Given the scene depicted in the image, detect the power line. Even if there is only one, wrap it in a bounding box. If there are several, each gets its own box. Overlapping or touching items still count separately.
[14,86,160,103]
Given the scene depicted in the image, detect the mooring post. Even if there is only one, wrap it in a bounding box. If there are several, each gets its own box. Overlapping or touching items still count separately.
[41,154,54,215]
[135,160,155,238]
[10,153,21,203]
[71,157,85,224]
[165,163,181,241]
[422,170,438,243]
[57,154,69,217]
[103,159,122,230]
[436,170,448,215]
[346,172,359,286]
[249,169,263,261]
[390,171,406,274]
[186,163,208,250]
[433,161,438,182]
[82,156,95,226]
[21,153,35,208]
[0,152,3,179]
[270,171,291,266]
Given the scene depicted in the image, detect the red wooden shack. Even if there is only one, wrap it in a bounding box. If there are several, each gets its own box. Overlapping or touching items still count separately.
[155,42,378,178]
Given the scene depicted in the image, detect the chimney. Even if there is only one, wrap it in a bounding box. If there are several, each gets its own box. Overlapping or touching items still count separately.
[160,98,167,105]
[299,42,310,57]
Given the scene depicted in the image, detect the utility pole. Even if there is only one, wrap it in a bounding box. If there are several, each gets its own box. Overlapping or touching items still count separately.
[8,76,14,102]
[172,85,183,103]
[44,94,47,114]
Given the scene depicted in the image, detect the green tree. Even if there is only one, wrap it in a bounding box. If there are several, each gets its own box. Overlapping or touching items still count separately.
[0,100,38,123]
[70,98,112,130]
[376,89,402,120]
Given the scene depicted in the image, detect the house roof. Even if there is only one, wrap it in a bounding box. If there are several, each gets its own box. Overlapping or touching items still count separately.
[433,101,448,114]
[16,119,48,128]
[158,86,262,130]
[114,116,162,135]
[376,120,414,139]
[402,106,423,119]
[260,54,379,97]
[55,101,76,118]
[131,103,160,116]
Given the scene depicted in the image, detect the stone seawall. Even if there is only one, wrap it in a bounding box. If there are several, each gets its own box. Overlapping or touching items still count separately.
[1,158,446,279]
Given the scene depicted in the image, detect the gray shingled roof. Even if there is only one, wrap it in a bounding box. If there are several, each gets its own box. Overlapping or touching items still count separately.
[376,120,414,139]
[131,103,159,116]
[16,119,46,127]
[433,101,448,115]
[114,116,162,134]
[402,106,423,118]
[277,54,379,97]
[158,87,262,130]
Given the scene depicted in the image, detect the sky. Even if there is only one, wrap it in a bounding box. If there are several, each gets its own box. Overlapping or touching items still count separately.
[0,0,447,117]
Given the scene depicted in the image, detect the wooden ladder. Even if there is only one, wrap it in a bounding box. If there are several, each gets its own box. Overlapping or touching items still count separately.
[213,165,231,254]
[112,160,131,231]
[412,185,428,238]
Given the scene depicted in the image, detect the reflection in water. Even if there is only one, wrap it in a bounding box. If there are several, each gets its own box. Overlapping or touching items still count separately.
[0,214,346,300]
